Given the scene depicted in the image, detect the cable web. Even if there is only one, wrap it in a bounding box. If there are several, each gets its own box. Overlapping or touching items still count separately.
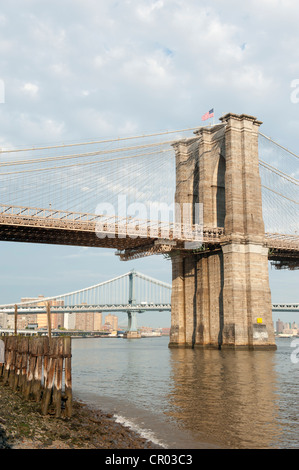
[0,129,201,220]
[258,133,299,235]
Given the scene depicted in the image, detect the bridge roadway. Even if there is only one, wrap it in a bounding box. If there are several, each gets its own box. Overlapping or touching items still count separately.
[0,204,298,263]
[0,303,172,314]
[0,303,297,314]
[272,303,299,312]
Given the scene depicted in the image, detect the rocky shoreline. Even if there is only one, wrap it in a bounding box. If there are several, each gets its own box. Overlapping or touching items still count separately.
[0,382,162,449]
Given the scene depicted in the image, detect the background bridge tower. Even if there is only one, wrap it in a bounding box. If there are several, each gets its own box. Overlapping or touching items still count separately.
[126,269,141,338]
[170,113,276,350]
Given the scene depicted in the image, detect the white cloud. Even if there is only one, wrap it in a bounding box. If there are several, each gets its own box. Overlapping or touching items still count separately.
[49,63,72,78]
[122,51,175,91]
[22,82,39,97]
[136,0,164,21]
[0,0,297,145]
[29,15,67,48]
[15,114,65,142]
[93,55,106,69]
[0,14,7,26]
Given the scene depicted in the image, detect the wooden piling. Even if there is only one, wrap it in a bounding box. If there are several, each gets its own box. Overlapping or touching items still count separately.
[47,302,52,343]
[13,337,22,391]
[43,336,49,393]
[64,336,72,418]
[41,338,57,416]
[53,337,64,417]
[3,336,11,384]
[0,337,6,378]
[14,305,18,335]
[1,334,72,417]
[20,337,29,392]
[8,336,17,388]
[32,337,44,402]
[24,337,38,399]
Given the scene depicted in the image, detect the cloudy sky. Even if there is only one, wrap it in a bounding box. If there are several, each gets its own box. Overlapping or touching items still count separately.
[0,0,298,325]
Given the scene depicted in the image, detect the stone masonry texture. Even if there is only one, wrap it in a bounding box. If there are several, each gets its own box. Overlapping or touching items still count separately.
[169,113,276,350]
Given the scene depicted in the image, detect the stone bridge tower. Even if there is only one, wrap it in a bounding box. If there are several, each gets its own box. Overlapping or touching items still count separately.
[169,113,276,350]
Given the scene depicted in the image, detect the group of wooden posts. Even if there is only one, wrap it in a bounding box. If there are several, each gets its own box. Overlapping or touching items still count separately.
[0,303,72,417]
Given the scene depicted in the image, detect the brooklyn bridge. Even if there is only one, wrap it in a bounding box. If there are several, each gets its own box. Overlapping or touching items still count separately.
[0,113,298,349]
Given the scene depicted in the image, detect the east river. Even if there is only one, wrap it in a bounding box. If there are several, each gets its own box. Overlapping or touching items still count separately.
[72,336,299,449]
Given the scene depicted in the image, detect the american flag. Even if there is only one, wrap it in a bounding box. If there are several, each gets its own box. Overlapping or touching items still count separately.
[201,108,214,121]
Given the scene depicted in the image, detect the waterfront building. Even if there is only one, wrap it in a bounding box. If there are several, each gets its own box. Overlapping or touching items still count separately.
[105,314,118,331]
[161,327,171,336]
[64,312,76,330]
[76,312,94,331]
[276,319,284,334]
[94,312,102,331]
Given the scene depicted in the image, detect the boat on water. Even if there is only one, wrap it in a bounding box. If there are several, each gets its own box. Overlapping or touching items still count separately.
[140,331,162,338]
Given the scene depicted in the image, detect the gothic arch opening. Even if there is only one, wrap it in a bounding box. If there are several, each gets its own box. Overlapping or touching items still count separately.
[211,153,226,227]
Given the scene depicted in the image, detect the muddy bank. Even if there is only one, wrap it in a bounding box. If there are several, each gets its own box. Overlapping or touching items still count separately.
[0,382,162,449]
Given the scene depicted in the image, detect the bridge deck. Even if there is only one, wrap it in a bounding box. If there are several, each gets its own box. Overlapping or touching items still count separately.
[0,204,298,264]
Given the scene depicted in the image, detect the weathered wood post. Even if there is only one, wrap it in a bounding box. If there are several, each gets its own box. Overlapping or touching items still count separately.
[46,302,52,343]
[41,338,57,415]
[32,337,44,401]
[3,336,11,384]
[53,337,64,417]
[8,336,17,388]
[0,333,72,417]
[24,337,38,399]
[20,337,29,392]
[0,337,5,377]
[63,336,72,418]
[13,336,22,391]
[43,335,49,396]
[14,305,18,335]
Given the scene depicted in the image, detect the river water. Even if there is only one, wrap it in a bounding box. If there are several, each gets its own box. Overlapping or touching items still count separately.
[71,336,299,449]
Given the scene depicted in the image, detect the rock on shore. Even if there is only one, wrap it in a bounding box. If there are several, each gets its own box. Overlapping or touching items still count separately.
[0,383,162,449]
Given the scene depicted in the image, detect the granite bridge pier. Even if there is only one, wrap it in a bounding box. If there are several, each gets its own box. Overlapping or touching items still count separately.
[169,113,298,350]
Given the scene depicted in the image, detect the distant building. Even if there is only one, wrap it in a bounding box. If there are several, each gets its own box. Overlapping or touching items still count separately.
[275,318,299,336]
[64,312,76,330]
[14,296,65,330]
[105,314,118,331]
[161,327,170,336]
[0,313,6,329]
[276,318,284,333]
[102,322,112,331]
[75,311,102,331]
[76,312,93,331]
[281,328,298,336]
[39,298,64,329]
[94,312,102,331]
